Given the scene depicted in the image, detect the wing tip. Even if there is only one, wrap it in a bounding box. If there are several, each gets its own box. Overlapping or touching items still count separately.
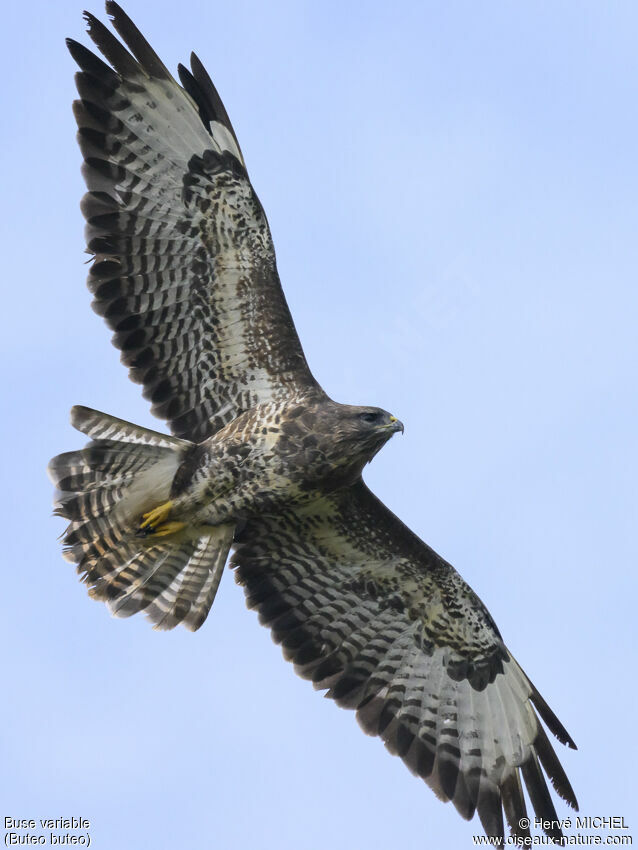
[103,0,172,80]
[530,682,577,750]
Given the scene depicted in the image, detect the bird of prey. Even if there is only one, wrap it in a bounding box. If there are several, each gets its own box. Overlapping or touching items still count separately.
[49,3,578,841]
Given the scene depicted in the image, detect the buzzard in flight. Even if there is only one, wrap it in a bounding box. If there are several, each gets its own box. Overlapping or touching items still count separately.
[50,3,578,841]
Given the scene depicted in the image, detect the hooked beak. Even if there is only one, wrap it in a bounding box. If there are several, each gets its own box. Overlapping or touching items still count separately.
[388,415,405,434]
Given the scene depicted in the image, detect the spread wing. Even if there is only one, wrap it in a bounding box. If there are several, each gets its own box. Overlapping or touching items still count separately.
[67,2,322,443]
[232,481,578,841]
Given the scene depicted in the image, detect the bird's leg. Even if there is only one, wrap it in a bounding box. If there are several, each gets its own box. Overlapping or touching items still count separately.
[137,501,185,537]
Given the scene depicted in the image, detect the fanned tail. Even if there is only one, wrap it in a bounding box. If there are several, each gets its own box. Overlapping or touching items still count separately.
[49,406,233,630]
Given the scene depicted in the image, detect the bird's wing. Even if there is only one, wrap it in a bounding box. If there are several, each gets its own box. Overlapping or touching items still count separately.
[232,480,578,841]
[68,2,322,442]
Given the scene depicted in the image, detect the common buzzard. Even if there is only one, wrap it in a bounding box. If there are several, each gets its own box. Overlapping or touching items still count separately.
[49,3,578,841]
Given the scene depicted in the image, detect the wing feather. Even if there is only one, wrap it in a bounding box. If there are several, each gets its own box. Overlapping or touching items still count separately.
[68,5,321,442]
[232,480,578,841]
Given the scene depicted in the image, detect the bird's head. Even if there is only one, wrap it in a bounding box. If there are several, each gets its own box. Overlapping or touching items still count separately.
[329,403,404,461]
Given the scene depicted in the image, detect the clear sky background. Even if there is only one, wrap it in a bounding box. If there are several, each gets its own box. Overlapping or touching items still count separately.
[1,1,636,847]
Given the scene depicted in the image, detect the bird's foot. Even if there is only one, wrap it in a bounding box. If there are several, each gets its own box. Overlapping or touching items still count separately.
[147,520,187,538]
[138,500,173,534]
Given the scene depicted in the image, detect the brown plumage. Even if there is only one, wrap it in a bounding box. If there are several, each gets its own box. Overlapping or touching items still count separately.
[49,3,578,841]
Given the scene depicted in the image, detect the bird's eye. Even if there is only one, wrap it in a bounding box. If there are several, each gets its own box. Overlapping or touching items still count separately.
[359,412,380,424]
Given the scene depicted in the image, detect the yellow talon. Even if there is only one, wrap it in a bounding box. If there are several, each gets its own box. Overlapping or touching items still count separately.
[139,500,173,530]
[151,521,187,538]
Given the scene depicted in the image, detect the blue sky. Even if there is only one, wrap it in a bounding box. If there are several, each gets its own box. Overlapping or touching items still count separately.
[1,1,636,847]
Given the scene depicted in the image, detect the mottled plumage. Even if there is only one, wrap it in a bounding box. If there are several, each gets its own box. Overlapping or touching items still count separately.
[49,3,577,841]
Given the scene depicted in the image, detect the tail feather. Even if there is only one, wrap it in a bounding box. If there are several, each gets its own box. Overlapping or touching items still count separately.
[50,406,233,631]
[181,530,234,630]
[69,404,189,448]
[113,524,235,630]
